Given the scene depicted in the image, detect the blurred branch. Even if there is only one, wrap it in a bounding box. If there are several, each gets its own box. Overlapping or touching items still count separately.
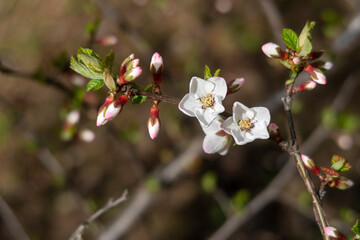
[69,189,128,240]
[98,137,203,240]
[207,75,358,240]
[257,0,284,43]
[0,195,30,240]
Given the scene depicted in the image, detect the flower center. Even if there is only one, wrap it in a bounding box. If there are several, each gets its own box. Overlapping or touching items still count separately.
[200,93,215,109]
[238,118,255,132]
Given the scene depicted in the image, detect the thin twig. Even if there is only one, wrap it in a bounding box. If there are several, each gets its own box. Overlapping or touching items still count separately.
[69,189,128,240]
[0,195,30,240]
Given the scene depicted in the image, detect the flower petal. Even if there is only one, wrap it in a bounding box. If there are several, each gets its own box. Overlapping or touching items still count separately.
[208,77,227,99]
[252,107,271,125]
[178,94,202,117]
[250,121,270,139]
[261,42,280,58]
[231,129,247,145]
[221,117,237,135]
[233,102,252,123]
[203,134,228,154]
[190,77,214,96]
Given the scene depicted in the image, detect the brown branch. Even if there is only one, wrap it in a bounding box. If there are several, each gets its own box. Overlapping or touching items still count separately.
[69,189,128,240]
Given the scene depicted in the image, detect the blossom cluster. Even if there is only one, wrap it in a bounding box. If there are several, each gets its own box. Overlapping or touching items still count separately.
[178,76,271,155]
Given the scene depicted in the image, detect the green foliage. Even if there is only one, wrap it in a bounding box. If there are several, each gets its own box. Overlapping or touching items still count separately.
[132,95,147,104]
[131,83,153,104]
[86,19,100,36]
[201,171,217,193]
[204,65,221,80]
[282,28,298,51]
[70,48,115,91]
[145,177,161,193]
[352,220,360,237]
[331,155,351,172]
[297,21,315,57]
[232,189,250,212]
[86,79,104,91]
[322,107,359,132]
[280,60,291,69]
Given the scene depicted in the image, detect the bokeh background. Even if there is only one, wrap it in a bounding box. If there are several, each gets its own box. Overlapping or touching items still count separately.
[0,0,360,239]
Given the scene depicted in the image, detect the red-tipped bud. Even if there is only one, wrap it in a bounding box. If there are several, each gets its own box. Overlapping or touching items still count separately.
[324,226,345,240]
[147,107,160,139]
[307,50,324,60]
[124,66,142,82]
[301,154,319,174]
[333,176,354,190]
[126,59,140,71]
[105,95,129,121]
[96,96,115,126]
[150,52,164,74]
[96,35,118,46]
[298,81,317,91]
[305,65,326,85]
[227,78,245,94]
[262,43,281,58]
[268,123,282,141]
[120,54,135,74]
[103,68,117,92]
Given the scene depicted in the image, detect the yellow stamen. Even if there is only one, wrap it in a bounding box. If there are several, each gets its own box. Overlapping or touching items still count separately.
[199,93,215,109]
[238,118,255,132]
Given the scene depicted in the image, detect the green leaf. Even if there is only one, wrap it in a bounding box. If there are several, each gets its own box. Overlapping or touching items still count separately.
[353,220,360,236]
[132,95,147,104]
[282,28,298,51]
[86,19,100,36]
[78,48,101,60]
[201,171,217,193]
[331,160,346,172]
[280,60,291,69]
[289,71,298,79]
[297,21,316,57]
[213,69,221,77]
[86,79,104,91]
[232,189,250,212]
[204,65,212,80]
[101,50,114,72]
[144,83,154,92]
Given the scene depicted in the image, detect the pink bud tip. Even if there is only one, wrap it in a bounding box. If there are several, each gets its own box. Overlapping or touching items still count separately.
[301,154,316,170]
[96,108,108,126]
[299,81,317,91]
[324,227,339,238]
[293,57,300,65]
[150,52,164,74]
[305,65,326,85]
[79,129,96,142]
[261,42,280,58]
[148,107,160,139]
[227,78,245,94]
[125,66,142,82]
[96,35,118,46]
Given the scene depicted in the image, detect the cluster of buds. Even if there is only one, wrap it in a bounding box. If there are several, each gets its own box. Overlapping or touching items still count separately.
[300,154,353,191]
[262,21,332,93]
[147,52,164,139]
[96,54,142,126]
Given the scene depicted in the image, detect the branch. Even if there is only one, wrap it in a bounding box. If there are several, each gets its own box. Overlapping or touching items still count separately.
[69,189,128,240]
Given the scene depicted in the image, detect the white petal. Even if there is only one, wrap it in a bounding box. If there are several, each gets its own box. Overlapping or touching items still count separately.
[202,117,222,134]
[231,129,248,145]
[252,107,271,125]
[250,121,270,139]
[203,134,228,154]
[196,108,215,126]
[233,102,251,123]
[221,117,237,134]
[178,94,201,117]
[261,42,280,58]
[190,77,214,96]
[213,98,225,114]
[208,77,228,99]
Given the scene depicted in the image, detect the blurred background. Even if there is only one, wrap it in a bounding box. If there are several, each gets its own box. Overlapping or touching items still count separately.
[0,0,360,239]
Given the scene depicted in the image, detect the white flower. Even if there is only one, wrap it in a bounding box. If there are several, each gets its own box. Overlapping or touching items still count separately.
[202,116,232,155]
[261,42,280,58]
[221,102,270,145]
[178,76,227,127]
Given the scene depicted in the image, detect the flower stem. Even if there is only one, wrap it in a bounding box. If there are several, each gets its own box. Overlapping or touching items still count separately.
[282,80,329,240]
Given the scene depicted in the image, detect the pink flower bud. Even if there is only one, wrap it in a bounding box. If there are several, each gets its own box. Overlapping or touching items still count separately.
[120,54,135,74]
[298,81,316,91]
[150,52,164,74]
[268,123,282,141]
[105,95,129,120]
[261,42,280,58]
[79,129,95,142]
[305,65,326,85]
[124,66,142,82]
[66,110,80,125]
[293,57,300,65]
[96,96,115,126]
[335,176,354,190]
[301,154,317,170]
[96,35,118,46]
[147,107,160,139]
[227,78,245,94]
[324,226,345,239]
